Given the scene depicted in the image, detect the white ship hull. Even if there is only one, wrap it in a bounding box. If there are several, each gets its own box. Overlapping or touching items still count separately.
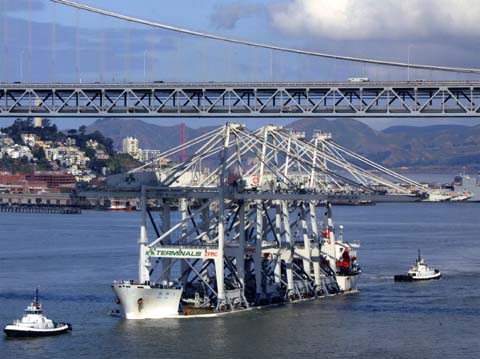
[407,269,442,280]
[336,273,360,292]
[450,194,473,202]
[112,282,182,319]
[424,192,453,202]
[4,324,71,337]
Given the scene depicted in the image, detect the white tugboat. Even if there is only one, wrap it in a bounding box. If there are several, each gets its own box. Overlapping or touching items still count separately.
[4,289,72,337]
[394,250,442,281]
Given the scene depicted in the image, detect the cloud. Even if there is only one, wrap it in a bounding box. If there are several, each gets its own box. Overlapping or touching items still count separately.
[210,2,266,30]
[270,0,480,40]
[3,0,44,12]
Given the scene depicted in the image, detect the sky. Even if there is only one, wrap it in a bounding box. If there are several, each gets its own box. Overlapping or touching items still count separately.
[1,0,480,130]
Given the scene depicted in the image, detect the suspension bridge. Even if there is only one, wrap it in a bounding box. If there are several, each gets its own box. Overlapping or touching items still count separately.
[1,1,473,317]
[1,0,480,120]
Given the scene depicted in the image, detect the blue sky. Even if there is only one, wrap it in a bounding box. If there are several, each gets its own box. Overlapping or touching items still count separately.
[1,0,480,130]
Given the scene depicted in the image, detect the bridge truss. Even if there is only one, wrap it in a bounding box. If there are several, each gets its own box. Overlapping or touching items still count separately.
[2,81,480,118]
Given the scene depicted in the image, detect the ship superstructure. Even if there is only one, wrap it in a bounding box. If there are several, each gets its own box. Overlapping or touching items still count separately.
[452,173,480,202]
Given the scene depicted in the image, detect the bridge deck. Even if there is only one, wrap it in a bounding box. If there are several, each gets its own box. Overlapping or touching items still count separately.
[1,81,480,118]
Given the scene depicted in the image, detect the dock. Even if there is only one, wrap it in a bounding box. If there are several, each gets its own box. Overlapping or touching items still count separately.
[0,204,81,214]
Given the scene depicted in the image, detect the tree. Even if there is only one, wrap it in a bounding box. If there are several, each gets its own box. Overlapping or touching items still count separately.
[2,119,34,143]
[0,157,34,174]
[34,120,60,141]
[79,125,87,136]
[106,153,141,174]
[32,146,46,160]
[32,146,52,171]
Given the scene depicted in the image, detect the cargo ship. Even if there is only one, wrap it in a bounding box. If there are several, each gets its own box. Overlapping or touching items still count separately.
[110,124,366,319]
[112,194,361,319]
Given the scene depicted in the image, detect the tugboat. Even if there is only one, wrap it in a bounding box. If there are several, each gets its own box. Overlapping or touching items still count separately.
[4,289,72,337]
[394,250,442,282]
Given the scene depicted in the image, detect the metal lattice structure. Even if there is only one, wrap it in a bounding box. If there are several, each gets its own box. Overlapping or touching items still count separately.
[136,124,430,198]
[2,81,480,118]
[132,123,435,314]
[139,123,353,313]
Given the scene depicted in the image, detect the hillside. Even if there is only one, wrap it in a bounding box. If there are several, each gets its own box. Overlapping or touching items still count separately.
[287,118,391,163]
[380,124,480,167]
[87,119,216,151]
[86,118,480,170]
[288,119,480,168]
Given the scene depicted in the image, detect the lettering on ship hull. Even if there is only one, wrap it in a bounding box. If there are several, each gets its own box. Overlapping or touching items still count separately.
[146,247,218,259]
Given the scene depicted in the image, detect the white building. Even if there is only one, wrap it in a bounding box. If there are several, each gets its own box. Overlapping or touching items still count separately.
[21,133,39,148]
[0,133,14,147]
[34,117,43,128]
[95,149,110,160]
[86,139,100,150]
[122,137,140,159]
[46,146,89,168]
[140,149,163,162]
[4,145,33,160]
[65,137,77,147]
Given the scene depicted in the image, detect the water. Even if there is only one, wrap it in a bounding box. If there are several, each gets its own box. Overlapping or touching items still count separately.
[1,203,479,358]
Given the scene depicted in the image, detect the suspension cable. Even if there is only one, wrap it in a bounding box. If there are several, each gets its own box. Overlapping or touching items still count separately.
[50,0,480,75]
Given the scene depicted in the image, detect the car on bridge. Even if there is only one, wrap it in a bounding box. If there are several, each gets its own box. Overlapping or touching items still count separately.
[348,77,369,82]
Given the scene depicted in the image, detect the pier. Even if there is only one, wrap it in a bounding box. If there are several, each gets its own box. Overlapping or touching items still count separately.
[0,204,81,214]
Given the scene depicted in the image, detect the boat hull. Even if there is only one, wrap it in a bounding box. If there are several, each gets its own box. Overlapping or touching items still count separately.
[394,271,442,282]
[4,324,71,337]
[112,283,182,319]
[452,174,480,202]
[336,272,361,292]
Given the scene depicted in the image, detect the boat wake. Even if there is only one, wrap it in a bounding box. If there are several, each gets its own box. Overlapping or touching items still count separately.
[363,274,394,281]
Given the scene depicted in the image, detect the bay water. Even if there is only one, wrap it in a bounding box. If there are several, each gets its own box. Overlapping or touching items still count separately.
[1,202,479,358]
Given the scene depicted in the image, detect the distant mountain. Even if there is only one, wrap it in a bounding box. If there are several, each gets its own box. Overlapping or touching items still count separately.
[86,119,216,151]
[287,118,390,160]
[379,124,480,167]
[86,118,480,169]
[289,119,480,168]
